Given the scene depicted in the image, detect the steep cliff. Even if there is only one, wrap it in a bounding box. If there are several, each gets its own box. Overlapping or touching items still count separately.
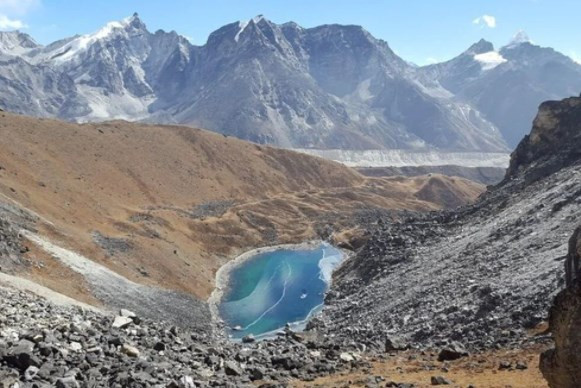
[505,96,581,184]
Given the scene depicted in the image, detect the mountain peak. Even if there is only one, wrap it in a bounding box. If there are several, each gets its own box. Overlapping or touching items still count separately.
[233,15,273,42]
[39,14,150,64]
[465,38,494,55]
[0,31,40,54]
[251,14,265,23]
[121,12,147,30]
[505,30,532,48]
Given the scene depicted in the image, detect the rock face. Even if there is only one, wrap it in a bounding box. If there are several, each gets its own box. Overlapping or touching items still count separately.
[540,227,581,388]
[505,96,581,184]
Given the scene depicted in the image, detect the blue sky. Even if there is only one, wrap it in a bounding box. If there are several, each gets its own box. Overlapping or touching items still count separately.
[0,0,579,65]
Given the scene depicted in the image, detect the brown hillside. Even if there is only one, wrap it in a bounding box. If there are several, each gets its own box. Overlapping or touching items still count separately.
[0,112,484,302]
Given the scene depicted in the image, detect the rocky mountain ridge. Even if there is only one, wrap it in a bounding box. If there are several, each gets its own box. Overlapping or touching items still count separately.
[2,14,579,151]
[0,14,581,151]
[420,33,581,147]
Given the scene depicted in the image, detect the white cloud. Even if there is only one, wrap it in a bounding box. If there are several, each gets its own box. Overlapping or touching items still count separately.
[473,14,497,29]
[425,57,441,65]
[0,0,40,15]
[0,14,27,29]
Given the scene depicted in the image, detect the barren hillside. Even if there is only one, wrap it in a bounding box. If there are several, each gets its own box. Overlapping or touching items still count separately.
[0,112,484,305]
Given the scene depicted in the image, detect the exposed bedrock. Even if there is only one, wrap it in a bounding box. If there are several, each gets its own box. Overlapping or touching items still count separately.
[540,226,581,388]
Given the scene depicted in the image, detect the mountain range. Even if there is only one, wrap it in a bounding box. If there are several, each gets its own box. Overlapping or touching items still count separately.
[0,14,580,151]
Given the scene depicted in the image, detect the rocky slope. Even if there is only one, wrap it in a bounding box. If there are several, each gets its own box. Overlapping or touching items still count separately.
[322,96,581,352]
[0,286,375,387]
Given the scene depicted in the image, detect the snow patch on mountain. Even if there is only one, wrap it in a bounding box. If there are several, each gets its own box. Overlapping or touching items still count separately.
[474,51,507,70]
[43,15,137,64]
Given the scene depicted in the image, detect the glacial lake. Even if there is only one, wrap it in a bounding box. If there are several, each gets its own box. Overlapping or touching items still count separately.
[218,243,344,339]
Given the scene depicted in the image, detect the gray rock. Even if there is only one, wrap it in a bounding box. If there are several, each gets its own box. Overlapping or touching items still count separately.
[385,336,408,352]
[224,361,243,376]
[24,366,39,381]
[56,376,80,388]
[437,343,468,362]
[121,344,140,357]
[431,376,451,385]
[112,316,133,329]
[119,309,136,318]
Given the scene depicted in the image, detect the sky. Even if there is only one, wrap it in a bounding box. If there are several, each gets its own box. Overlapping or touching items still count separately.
[0,0,579,65]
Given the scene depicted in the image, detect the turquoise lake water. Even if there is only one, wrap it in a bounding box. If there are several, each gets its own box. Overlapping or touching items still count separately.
[218,243,343,339]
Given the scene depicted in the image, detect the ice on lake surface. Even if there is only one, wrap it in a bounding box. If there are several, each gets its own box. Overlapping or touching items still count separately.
[219,243,343,339]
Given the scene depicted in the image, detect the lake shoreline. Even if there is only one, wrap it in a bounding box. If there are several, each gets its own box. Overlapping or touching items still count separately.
[208,240,324,335]
[208,240,351,339]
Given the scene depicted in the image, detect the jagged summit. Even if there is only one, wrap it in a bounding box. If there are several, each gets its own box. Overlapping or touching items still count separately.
[504,30,532,48]
[0,30,40,55]
[30,13,150,65]
[465,38,495,55]
[232,14,279,42]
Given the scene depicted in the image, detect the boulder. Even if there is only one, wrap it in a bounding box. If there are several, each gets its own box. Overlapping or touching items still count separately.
[3,339,40,371]
[24,366,39,381]
[224,361,242,376]
[56,376,80,388]
[431,376,451,385]
[119,309,137,318]
[120,344,140,357]
[437,342,468,362]
[178,375,195,388]
[112,316,133,329]
[248,367,265,381]
[385,335,408,352]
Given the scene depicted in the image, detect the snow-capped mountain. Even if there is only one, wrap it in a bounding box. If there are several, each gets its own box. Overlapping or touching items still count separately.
[0,15,577,151]
[421,32,581,147]
[0,31,39,55]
